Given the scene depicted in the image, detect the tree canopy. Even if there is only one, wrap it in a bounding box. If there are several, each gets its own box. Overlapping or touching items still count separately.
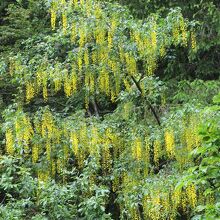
[0,0,219,219]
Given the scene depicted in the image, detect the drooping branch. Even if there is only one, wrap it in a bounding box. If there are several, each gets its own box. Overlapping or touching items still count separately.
[130,75,161,126]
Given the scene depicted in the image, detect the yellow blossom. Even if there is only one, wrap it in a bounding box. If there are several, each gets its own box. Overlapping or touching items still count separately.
[71,22,77,43]
[191,31,197,51]
[186,184,197,208]
[51,9,56,30]
[164,130,175,158]
[32,144,39,163]
[64,71,72,97]
[180,17,187,46]
[62,12,67,35]
[6,128,14,155]
[132,138,142,161]
[26,82,35,103]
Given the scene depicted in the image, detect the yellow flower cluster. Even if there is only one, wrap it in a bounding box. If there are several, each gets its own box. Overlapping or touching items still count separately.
[153,140,160,166]
[41,109,54,139]
[73,0,78,8]
[180,17,187,46]
[94,2,103,19]
[123,78,131,93]
[51,9,56,30]
[191,31,197,51]
[133,31,141,49]
[125,53,137,76]
[132,138,142,161]
[38,170,50,182]
[186,183,197,208]
[32,144,39,163]
[71,22,77,43]
[123,181,199,220]
[71,67,78,93]
[164,130,175,158]
[79,26,87,48]
[112,175,119,192]
[159,45,166,58]
[172,24,180,45]
[5,128,14,155]
[26,82,35,103]
[99,67,110,95]
[95,27,106,45]
[50,1,59,30]
[64,71,72,97]
[147,56,157,76]
[107,18,117,50]
[62,12,68,35]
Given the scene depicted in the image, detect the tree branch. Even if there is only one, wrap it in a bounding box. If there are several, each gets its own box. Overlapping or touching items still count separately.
[92,100,100,117]
[130,75,161,126]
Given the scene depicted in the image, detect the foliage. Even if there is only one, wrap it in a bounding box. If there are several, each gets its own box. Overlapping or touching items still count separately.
[0,0,50,55]
[113,0,220,80]
[0,0,219,220]
[177,93,220,220]
[169,79,220,105]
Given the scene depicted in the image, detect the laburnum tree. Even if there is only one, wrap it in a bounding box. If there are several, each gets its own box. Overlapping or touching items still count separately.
[9,0,196,109]
[2,1,217,220]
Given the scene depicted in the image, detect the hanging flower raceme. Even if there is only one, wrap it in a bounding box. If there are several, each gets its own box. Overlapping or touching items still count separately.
[132,138,142,161]
[32,144,39,163]
[50,1,58,30]
[164,130,175,158]
[186,183,197,208]
[26,82,35,103]
[125,53,137,76]
[41,109,54,139]
[64,70,72,97]
[180,16,188,46]
[5,128,14,155]
[191,31,197,51]
[62,11,68,35]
